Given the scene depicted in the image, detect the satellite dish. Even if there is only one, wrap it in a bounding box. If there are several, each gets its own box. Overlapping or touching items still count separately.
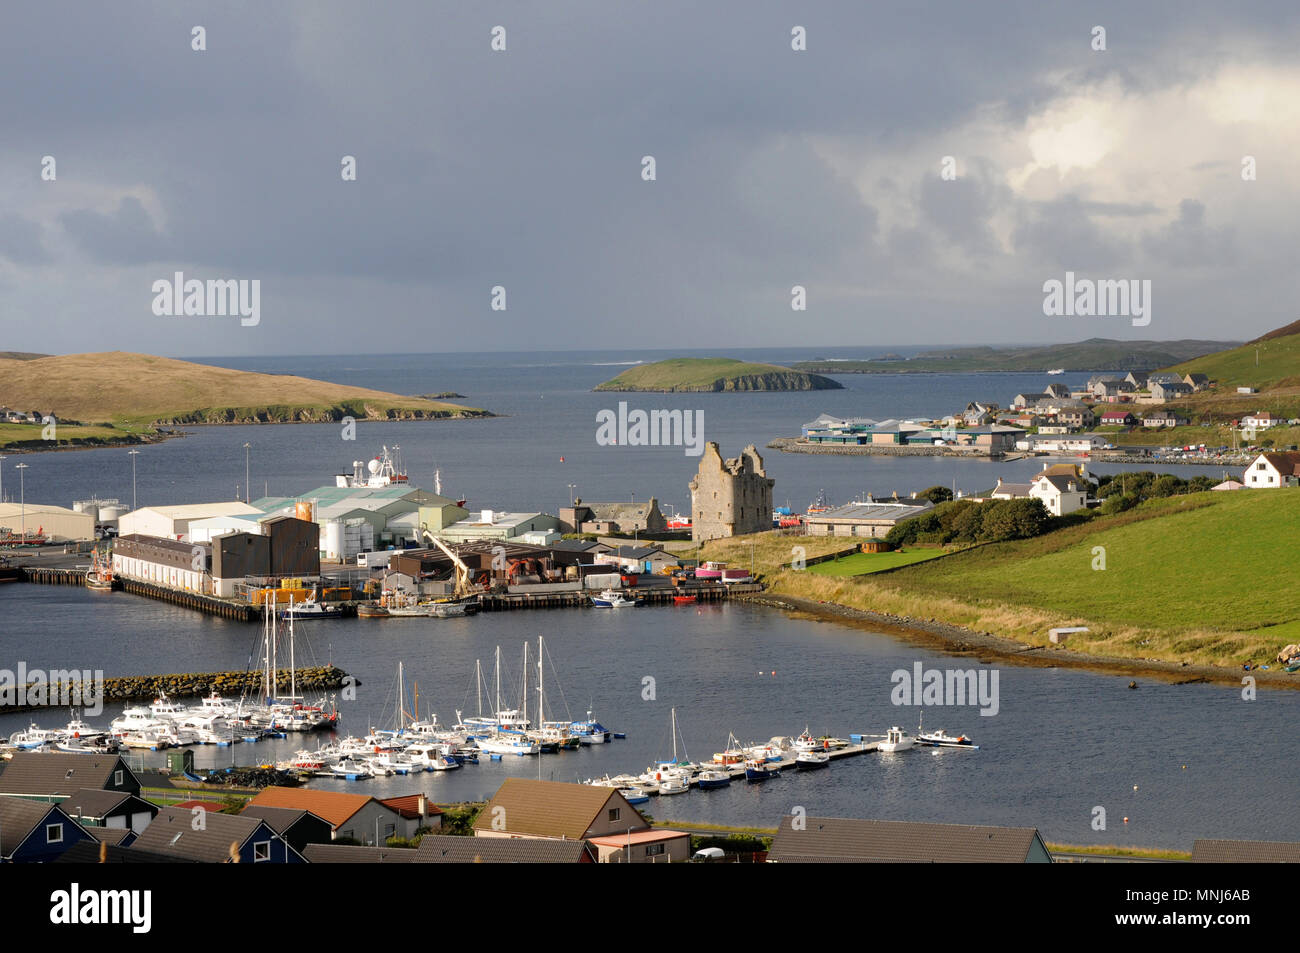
[367,459,381,474]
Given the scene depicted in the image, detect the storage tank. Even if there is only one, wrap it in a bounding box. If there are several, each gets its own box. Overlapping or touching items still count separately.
[73,500,94,515]
[98,505,128,525]
[323,520,345,560]
[295,500,315,522]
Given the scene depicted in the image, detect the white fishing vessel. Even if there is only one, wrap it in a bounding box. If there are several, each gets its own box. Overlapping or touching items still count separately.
[658,776,690,795]
[9,724,57,749]
[915,714,978,748]
[795,750,830,770]
[590,588,639,608]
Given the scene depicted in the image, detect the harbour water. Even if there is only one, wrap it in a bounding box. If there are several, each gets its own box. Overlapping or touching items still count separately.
[3,349,1240,515]
[2,349,1281,850]
[3,582,1296,849]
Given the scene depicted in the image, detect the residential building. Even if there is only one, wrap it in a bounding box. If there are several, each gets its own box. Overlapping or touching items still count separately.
[689,443,775,542]
[1031,434,1108,453]
[1124,371,1150,389]
[248,786,409,844]
[1241,412,1282,430]
[1182,373,1210,391]
[1099,411,1137,427]
[559,499,667,534]
[1243,452,1300,488]
[239,805,334,854]
[766,815,1053,863]
[0,752,140,799]
[473,779,691,863]
[1029,470,1090,516]
[378,794,444,837]
[415,835,595,863]
[0,797,94,862]
[130,809,303,863]
[60,789,157,834]
[1142,412,1189,428]
[1191,839,1300,863]
[1150,380,1193,402]
[804,500,934,538]
[1056,407,1096,429]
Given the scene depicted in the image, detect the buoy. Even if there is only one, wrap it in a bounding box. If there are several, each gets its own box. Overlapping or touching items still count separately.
[1123,817,1129,824]
[1128,681,1137,689]
[1133,785,1138,791]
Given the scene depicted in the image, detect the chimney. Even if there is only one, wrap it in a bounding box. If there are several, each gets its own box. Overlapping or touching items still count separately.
[417,793,427,818]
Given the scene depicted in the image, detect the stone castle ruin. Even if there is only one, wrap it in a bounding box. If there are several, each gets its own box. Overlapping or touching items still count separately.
[689,443,774,542]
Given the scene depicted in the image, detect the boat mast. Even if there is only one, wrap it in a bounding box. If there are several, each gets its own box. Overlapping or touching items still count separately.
[494,646,501,715]
[521,643,528,723]
[289,594,297,701]
[537,636,545,723]
[671,707,678,763]
[398,662,405,731]
[475,659,483,718]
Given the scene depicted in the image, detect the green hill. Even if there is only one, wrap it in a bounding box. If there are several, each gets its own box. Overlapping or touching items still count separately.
[0,351,492,450]
[595,358,842,392]
[773,489,1300,668]
[793,338,1233,374]
[1166,322,1300,392]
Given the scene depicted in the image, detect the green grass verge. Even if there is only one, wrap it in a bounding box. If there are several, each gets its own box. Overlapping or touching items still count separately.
[807,549,948,576]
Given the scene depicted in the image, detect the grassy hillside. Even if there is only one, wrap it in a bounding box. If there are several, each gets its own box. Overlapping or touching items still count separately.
[793,338,1233,374]
[0,352,490,430]
[1158,324,1300,424]
[595,358,842,392]
[762,489,1300,668]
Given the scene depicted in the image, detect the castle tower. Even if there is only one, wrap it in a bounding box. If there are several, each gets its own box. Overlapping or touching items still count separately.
[688,442,775,542]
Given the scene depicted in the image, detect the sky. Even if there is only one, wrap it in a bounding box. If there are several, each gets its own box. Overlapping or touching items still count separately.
[2,0,1298,357]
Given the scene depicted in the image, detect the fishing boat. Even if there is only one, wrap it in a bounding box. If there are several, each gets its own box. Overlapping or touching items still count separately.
[795,751,830,770]
[744,758,780,782]
[571,710,611,744]
[805,490,832,516]
[85,547,114,591]
[878,726,915,753]
[658,776,690,795]
[427,600,479,618]
[695,768,732,790]
[278,591,345,619]
[590,588,640,608]
[356,603,390,618]
[1047,368,1065,375]
[9,724,57,749]
[476,733,540,756]
[712,733,747,765]
[915,715,978,749]
[672,594,697,605]
[793,728,827,752]
[617,785,651,805]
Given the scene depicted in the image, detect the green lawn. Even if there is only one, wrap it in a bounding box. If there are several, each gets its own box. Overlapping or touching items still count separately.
[807,549,948,576]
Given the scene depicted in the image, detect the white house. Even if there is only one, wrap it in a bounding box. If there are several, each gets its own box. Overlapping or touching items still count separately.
[1243,452,1300,489]
[1031,434,1108,453]
[1029,472,1089,516]
[1241,412,1282,431]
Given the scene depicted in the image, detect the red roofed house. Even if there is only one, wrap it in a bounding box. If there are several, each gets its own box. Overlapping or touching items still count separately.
[249,786,409,845]
[1099,411,1136,427]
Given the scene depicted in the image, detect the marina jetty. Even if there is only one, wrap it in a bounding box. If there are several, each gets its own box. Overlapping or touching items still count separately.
[0,665,350,714]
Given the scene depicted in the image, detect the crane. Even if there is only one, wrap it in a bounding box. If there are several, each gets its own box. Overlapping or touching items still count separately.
[419,525,475,599]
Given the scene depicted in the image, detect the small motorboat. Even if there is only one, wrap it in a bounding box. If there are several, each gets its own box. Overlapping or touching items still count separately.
[672,594,697,605]
[878,726,915,753]
[695,769,732,790]
[744,758,780,782]
[591,588,640,608]
[795,751,830,770]
[617,786,651,805]
[356,603,390,618]
[915,728,978,749]
[658,777,691,795]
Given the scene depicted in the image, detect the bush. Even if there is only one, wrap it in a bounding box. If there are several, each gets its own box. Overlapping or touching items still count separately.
[916,485,954,504]
[886,497,1050,546]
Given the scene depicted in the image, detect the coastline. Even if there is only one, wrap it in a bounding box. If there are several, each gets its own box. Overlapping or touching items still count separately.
[739,591,1298,691]
[766,436,1254,467]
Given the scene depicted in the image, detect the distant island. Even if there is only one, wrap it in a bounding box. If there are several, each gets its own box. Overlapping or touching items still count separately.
[0,351,492,452]
[793,338,1237,374]
[595,358,843,393]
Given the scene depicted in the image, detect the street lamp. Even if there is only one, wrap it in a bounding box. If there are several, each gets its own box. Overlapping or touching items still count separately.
[567,484,576,505]
[15,463,28,542]
[128,450,140,510]
[243,443,251,504]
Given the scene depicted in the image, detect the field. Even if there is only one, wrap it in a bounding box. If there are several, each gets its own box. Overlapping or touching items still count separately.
[0,422,146,451]
[759,488,1300,668]
[806,549,948,576]
[0,352,490,438]
[594,357,841,392]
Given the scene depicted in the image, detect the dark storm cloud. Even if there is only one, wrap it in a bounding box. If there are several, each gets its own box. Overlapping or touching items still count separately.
[2,0,1298,353]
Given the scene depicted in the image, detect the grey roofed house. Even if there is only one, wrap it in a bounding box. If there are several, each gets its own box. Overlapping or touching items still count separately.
[414,834,595,863]
[54,840,194,863]
[240,804,334,853]
[59,788,158,829]
[303,843,423,863]
[549,539,611,554]
[1192,839,1300,863]
[767,816,1053,863]
[131,808,302,863]
[0,751,140,798]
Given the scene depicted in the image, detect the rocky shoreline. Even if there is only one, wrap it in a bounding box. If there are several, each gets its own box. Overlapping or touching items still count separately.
[738,592,1298,691]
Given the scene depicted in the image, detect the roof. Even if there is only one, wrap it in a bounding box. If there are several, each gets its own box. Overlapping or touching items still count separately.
[302,843,423,863]
[90,827,135,847]
[379,794,443,819]
[414,834,594,863]
[581,501,656,522]
[249,786,382,829]
[809,502,933,523]
[129,502,261,521]
[1033,474,1081,493]
[240,804,332,833]
[1258,452,1300,476]
[1192,839,1300,863]
[54,840,195,863]
[0,503,92,519]
[60,788,151,819]
[0,752,133,797]
[992,482,1033,497]
[767,816,1049,863]
[0,796,66,855]
[587,829,690,847]
[472,779,645,839]
[550,539,607,553]
[130,809,267,862]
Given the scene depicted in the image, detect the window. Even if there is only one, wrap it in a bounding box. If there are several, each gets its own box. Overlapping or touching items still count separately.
[645,843,665,856]
[253,840,271,862]
[114,770,123,786]
[608,807,621,822]
[1258,463,1266,470]
[46,824,63,844]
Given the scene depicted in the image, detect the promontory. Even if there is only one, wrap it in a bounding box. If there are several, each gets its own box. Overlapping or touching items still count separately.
[594,358,843,393]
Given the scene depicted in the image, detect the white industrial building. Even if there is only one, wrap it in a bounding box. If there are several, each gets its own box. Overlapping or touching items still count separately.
[438,510,561,543]
[118,503,264,541]
[0,503,95,542]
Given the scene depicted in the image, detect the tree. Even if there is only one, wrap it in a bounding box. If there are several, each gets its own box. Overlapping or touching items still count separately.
[917,485,954,504]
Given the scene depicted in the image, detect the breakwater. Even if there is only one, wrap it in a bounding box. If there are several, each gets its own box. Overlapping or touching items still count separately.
[0,665,352,714]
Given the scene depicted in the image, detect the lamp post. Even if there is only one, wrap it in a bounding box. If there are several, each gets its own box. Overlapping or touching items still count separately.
[567,483,576,505]
[128,450,140,510]
[15,463,28,542]
[0,454,6,503]
[244,443,251,504]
